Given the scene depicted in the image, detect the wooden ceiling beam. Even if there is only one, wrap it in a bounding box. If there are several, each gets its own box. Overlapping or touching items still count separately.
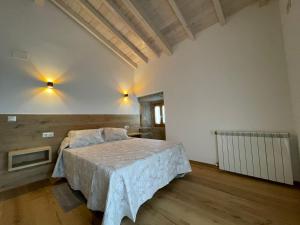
[122,0,172,56]
[78,0,148,63]
[50,0,137,69]
[167,0,195,40]
[103,0,159,57]
[212,0,226,26]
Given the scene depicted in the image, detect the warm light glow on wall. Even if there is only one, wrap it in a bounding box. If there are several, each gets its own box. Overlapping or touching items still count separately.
[117,85,134,107]
[35,77,61,96]
[132,75,147,97]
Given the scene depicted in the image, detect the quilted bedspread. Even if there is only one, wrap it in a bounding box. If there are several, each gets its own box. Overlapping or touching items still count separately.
[52,138,191,225]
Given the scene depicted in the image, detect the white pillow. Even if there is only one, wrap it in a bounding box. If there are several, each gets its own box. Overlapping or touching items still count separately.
[103,128,128,142]
[68,128,104,148]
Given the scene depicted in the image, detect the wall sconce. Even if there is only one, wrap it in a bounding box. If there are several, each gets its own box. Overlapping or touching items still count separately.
[47,81,54,89]
[123,92,129,103]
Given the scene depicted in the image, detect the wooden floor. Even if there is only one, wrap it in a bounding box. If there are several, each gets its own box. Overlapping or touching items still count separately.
[1,163,300,225]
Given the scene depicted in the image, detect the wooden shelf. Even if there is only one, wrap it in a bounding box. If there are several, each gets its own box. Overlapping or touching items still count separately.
[8,146,52,172]
[128,132,143,138]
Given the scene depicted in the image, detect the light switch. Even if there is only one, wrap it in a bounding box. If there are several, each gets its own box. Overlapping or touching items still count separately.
[42,132,54,138]
[8,116,17,122]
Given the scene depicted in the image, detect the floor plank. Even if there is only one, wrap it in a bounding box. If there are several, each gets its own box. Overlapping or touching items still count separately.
[0,163,299,225]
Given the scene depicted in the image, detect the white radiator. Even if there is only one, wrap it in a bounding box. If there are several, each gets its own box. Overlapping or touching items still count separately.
[215,131,294,185]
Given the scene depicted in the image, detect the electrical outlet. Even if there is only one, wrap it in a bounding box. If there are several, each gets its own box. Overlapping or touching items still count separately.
[42,132,54,138]
[8,116,17,122]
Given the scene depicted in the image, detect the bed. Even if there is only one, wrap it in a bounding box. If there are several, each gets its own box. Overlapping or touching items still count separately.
[52,128,191,225]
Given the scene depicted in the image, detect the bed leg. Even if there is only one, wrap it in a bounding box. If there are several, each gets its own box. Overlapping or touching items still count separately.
[91,211,104,225]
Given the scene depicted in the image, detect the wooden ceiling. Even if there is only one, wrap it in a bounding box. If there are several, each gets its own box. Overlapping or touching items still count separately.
[49,0,269,69]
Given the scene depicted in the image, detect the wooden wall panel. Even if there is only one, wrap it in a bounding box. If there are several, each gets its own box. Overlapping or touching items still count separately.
[0,114,139,191]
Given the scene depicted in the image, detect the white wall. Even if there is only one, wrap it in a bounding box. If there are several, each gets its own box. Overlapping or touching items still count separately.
[0,0,139,114]
[134,1,300,180]
[280,0,300,159]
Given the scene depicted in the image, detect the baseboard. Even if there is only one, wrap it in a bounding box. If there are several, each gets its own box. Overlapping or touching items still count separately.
[190,160,218,168]
[190,160,300,187]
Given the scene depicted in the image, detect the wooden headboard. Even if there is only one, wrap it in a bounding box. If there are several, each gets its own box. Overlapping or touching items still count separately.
[0,114,140,191]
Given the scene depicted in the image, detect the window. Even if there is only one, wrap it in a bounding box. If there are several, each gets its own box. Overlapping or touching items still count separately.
[153,102,165,126]
[154,106,161,124]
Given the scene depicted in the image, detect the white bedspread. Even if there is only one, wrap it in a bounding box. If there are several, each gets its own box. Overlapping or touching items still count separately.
[52,138,191,225]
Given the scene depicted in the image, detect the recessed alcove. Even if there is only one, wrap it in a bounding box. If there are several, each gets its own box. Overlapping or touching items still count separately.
[8,146,52,172]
